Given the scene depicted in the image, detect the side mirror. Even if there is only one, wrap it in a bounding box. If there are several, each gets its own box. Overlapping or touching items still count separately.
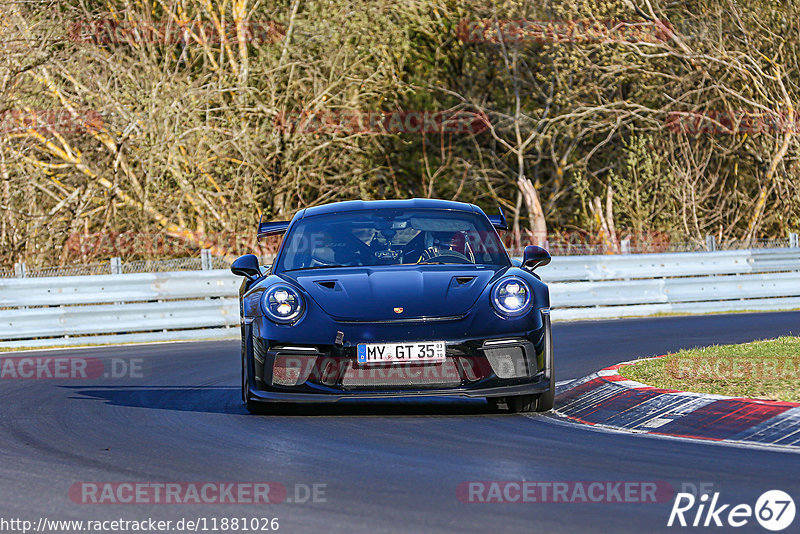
[231,254,261,280]
[522,245,551,271]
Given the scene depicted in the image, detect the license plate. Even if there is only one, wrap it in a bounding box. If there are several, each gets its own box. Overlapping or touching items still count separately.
[356,341,446,364]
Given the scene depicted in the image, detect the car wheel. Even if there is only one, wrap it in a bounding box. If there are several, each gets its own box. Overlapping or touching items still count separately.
[246,398,271,415]
[241,352,248,403]
[242,353,266,413]
[534,345,556,412]
[534,385,555,412]
[505,394,537,413]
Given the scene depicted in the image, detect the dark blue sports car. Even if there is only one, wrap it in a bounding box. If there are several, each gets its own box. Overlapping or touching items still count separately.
[231,199,554,413]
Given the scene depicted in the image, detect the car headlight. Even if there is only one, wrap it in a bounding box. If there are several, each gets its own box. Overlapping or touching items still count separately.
[263,285,305,324]
[491,277,533,317]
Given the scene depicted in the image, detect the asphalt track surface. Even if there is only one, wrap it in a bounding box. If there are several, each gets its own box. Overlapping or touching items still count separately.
[2,312,800,533]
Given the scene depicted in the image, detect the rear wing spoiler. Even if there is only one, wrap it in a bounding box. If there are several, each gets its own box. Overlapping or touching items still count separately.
[257,215,290,239]
[487,206,508,231]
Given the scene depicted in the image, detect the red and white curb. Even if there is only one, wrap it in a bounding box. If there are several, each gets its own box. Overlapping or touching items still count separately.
[555,357,800,449]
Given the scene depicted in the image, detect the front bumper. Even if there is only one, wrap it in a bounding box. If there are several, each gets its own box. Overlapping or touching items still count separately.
[244,309,553,403]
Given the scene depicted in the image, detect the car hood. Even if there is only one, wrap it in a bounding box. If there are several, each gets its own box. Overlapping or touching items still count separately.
[281,265,505,321]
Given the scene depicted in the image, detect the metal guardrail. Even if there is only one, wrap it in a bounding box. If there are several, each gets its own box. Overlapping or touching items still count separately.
[543,248,800,320]
[0,247,798,347]
[539,248,800,281]
[4,299,238,339]
[0,271,241,347]
[0,270,241,307]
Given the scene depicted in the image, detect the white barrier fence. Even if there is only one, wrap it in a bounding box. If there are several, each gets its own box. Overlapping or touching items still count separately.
[540,249,800,320]
[1,248,799,347]
[0,271,242,348]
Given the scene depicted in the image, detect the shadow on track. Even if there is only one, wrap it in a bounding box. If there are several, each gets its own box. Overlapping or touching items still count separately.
[62,385,534,417]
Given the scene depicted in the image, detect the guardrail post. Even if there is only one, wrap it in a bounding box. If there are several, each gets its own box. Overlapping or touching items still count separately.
[14,262,26,278]
[110,257,122,275]
[791,233,799,248]
[201,249,212,271]
[706,235,716,252]
[620,238,631,255]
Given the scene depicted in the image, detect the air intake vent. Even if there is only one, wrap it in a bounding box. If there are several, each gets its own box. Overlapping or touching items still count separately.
[455,276,475,285]
[272,354,317,386]
[315,280,337,289]
[484,347,528,379]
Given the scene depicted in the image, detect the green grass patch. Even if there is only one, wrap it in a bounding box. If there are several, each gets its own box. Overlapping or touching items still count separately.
[619,336,800,403]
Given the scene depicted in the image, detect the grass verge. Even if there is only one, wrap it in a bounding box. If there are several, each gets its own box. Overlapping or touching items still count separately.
[619,336,800,403]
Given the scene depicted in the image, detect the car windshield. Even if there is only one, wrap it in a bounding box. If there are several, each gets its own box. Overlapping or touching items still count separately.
[276,208,509,271]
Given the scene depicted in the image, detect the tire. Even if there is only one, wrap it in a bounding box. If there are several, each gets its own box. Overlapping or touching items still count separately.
[486,397,501,412]
[506,394,537,413]
[534,382,555,412]
[533,311,556,412]
[508,322,556,413]
[242,352,267,414]
[246,398,271,415]
[241,352,248,403]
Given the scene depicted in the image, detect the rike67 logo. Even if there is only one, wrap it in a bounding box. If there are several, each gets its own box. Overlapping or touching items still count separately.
[668,490,795,531]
